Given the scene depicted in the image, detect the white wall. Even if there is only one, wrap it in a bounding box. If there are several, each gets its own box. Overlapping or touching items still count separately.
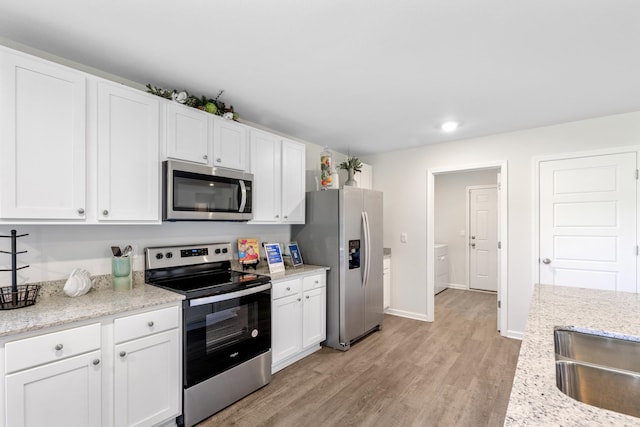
[434,169,498,287]
[365,110,640,337]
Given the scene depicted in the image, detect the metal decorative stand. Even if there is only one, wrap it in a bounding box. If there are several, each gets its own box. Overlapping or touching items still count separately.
[0,229,39,309]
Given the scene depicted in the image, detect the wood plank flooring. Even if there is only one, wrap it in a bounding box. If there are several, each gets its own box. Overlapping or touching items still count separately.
[197,289,521,427]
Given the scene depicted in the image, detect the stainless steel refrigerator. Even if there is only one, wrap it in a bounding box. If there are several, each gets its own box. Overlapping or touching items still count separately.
[292,187,383,351]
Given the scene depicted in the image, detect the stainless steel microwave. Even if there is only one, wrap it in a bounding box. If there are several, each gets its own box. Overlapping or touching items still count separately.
[163,160,253,221]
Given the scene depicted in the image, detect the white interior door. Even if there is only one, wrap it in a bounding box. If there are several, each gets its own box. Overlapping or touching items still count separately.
[539,152,637,292]
[469,186,498,292]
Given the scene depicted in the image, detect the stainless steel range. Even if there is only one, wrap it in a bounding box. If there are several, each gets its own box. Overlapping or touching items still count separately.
[145,242,272,427]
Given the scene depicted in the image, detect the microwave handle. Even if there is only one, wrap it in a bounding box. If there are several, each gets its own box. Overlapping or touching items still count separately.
[239,180,247,212]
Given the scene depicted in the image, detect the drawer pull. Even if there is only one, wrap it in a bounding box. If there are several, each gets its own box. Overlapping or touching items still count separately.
[315,280,319,284]
[54,344,63,351]
[306,295,310,299]
[286,287,291,291]
[297,298,301,302]
[148,321,154,327]
[93,359,100,366]
[120,351,126,358]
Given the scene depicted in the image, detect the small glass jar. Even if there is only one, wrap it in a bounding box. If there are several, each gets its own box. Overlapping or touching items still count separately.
[320,147,333,190]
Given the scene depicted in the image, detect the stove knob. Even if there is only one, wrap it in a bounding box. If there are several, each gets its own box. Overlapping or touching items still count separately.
[215,248,221,254]
[155,253,164,260]
[165,252,173,259]
[222,248,228,254]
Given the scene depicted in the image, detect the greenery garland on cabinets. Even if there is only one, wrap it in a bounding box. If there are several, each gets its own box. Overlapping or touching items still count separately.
[146,85,239,120]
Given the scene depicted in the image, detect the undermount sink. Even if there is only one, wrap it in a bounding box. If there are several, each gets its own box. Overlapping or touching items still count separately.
[554,327,640,418]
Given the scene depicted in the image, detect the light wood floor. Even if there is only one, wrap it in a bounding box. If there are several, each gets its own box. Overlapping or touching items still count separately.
[197,289,521,427]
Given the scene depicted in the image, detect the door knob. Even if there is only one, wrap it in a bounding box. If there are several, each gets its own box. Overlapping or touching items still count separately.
[542,258,551,264]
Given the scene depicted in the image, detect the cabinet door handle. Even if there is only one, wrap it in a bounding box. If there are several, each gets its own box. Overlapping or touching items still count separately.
[275,214,280,219]
[306,295,310,299]
[216,158,222,163]
[286,287,291,291]
[103,209,109,216]
[147,321,154,327]
[120,351,126,358]
[77,208,85,215]
[54,344,63,351]
[297,298,301,302]
[203,154,208,160]
[284,215,288,219]
[93,359,100,366]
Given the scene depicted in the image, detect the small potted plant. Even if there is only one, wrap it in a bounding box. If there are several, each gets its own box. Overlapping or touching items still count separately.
[339,156,363,186]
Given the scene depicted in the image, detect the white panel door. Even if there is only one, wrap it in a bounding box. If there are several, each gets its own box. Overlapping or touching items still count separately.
[97,82,160,222]
[212,117,247,170]
[0,51,87,220]
[5,350,102,427]
[469,187,498,292]
[281,139,305,223]
[539,152,637,291]
[249,130,281,222]
[165,103,209,164]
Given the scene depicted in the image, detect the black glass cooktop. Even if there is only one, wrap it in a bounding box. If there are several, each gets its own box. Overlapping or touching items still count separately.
[148,270,270,299]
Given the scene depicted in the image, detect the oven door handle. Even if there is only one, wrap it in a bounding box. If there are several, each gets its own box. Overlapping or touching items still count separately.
[189,283,271,306]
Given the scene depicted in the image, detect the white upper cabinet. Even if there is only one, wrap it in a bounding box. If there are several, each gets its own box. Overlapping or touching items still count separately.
[212,116,248,170]
[164,103,248,170]
[281,139,305,223]
[165,102,209,165]
[249,130,305,224]
[250,130,280,222]
[96,82,160,223]
[0,50,87,220]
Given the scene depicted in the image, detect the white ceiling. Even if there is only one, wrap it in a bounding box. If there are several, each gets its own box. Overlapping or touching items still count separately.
[1,0,639,157]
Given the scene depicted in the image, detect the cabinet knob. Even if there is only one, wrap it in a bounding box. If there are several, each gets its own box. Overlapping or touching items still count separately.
[216,158,222,163]
[103,209,109,216]
[297,298,301,302]
[286,287,291,291]
[203,154,208,160]
[306,295,310,299]
[54,344,63,351]
[147,321,154,327]
[275,214,280,219]
[284,216,288,219]
[93,359,100,366]
[120,351,126,358]
[315,280,319,284]
[77,208,85,215]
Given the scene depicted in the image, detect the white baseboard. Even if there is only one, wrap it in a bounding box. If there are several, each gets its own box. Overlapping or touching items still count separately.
[446,283,467,290]
[384,308,430,322]
[506,330,524,340]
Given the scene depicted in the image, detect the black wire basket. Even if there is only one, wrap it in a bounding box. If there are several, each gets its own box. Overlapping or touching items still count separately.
[0,284,40,310]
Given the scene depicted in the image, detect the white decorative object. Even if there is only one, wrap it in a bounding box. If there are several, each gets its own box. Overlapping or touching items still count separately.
[63,268,94,297]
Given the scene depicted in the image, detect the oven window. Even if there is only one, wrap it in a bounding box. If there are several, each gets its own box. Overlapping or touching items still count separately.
[205,301,255,352]
[173,171,239,212]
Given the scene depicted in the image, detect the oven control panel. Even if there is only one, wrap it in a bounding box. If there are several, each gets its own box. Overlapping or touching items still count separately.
[145,242,233,269]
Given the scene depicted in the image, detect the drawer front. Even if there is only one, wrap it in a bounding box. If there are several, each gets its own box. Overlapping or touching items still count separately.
[5,323,101,374]
[114,305,180,344]
[272,278,301,300]
[303,274,326,291]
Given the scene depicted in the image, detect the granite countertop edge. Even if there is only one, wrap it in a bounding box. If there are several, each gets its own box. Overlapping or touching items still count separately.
[504,283,640,426]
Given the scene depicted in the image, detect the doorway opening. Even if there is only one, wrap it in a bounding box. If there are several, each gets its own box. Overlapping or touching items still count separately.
[427,161,508,336]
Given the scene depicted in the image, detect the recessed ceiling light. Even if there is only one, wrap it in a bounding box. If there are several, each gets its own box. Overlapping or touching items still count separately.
[440,121,460,132]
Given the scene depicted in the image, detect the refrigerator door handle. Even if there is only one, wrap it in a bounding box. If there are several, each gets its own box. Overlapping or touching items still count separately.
[362,211,371,288]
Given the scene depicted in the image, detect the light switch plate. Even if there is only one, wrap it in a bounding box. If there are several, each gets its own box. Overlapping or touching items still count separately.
[400,233,408,243]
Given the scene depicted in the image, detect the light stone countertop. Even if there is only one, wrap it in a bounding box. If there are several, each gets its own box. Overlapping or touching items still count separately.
[505,284,640,426]
[0,272,184,338]
[231,261,329,282]
[0,264,329,339]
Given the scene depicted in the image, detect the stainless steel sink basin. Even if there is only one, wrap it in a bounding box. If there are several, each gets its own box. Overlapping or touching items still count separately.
[554,327,640,418]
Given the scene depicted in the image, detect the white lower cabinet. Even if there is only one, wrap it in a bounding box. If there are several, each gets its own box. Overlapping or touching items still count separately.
[271,272,326,373]
[114,329,180,427]
[1,304,181,427]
